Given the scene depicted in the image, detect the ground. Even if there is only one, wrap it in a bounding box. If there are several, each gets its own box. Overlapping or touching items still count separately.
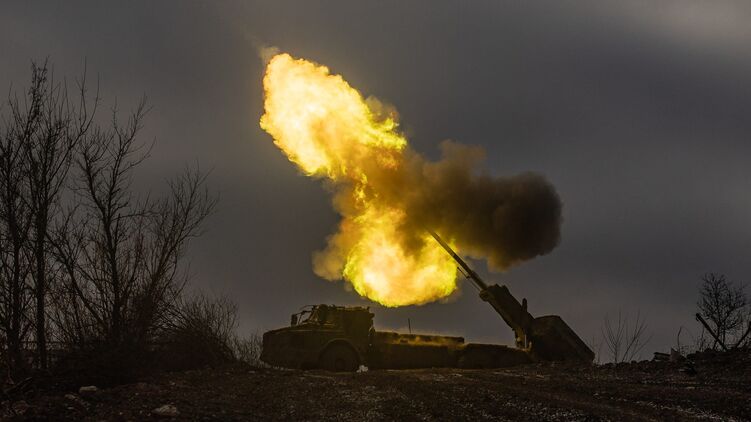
[4,349,750,421]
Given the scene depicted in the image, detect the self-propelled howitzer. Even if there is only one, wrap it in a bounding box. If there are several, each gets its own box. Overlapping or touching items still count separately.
[260,235,593,372]
[429,231,594,363]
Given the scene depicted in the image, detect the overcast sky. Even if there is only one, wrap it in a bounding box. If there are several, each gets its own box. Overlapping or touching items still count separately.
[2,1,750,357]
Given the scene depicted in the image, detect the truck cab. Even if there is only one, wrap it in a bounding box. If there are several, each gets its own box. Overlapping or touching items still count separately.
[261,305,373,371]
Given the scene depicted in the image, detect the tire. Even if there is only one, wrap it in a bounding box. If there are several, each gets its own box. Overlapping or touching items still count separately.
[319,343,359,372]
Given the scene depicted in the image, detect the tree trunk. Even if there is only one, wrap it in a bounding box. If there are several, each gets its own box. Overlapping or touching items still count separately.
[9,245,24,373]
[34,218,47,371]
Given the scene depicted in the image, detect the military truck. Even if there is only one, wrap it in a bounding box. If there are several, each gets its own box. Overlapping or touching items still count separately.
[261,304,530,371]
[261,232,593,371]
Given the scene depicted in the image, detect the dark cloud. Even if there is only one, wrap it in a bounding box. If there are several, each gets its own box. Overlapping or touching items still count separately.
[2,0,750,355]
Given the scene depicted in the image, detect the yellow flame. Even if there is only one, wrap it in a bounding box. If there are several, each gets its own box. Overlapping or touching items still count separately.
[260,53,457,306]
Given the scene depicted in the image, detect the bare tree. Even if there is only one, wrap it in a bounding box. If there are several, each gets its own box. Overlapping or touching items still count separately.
[602,310,651,363]
[48,99,216,351]
[2,60,218,377]
[697,273,747,349]
[0,78,35,374]
[0,60,95,372]
[19,62,95,369]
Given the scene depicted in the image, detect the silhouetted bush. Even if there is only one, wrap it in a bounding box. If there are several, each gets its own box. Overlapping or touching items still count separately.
[600,310,651,363]
[232,332,264,367]
[156,293,238,371]
[50,340,157,388]
[49,293,243,385]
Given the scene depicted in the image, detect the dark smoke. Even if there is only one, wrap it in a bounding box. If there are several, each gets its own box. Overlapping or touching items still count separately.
[376,140,563,271]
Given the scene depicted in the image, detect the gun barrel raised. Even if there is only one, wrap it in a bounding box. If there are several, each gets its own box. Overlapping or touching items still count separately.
[428,230,595,362]
[428,230,488,290]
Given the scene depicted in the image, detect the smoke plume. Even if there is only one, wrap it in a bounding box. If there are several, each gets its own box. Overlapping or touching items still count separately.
[260,53,561,306]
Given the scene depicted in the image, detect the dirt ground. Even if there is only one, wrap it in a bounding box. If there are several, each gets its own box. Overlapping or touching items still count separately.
[4,348,750,421]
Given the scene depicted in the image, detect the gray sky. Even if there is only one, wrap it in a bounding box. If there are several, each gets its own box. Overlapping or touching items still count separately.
[2,1,750,357]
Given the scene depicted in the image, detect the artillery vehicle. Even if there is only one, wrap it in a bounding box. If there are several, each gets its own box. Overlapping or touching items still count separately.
[261,232,593,371]
[261,304,531,371]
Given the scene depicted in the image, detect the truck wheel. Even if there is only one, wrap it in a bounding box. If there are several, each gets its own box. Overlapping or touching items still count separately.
[319,344,359,372]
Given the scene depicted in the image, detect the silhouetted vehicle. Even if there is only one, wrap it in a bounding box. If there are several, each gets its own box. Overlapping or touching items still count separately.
[261,304,530,371]
[262,232,593,371]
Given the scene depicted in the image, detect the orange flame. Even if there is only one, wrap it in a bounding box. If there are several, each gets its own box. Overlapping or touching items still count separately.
[260,53,457,306]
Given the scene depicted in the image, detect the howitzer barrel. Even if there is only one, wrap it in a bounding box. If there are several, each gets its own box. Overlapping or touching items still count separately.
[428,230,594,362]
[429,230,532,348]
[428,230,487,290]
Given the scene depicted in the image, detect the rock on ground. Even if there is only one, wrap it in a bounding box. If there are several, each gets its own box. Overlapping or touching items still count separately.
[152,404,180,418]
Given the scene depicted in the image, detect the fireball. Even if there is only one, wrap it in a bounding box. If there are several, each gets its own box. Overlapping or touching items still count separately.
[260,53,458,306]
